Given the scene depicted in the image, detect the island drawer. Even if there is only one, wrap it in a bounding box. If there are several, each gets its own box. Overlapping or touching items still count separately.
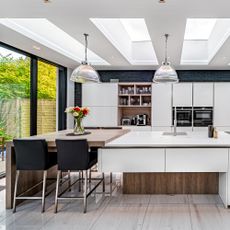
[98,148,165,172]
[166,148,229,172]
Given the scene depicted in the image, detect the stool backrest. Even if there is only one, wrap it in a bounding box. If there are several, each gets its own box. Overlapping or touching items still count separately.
[13,139,48,170]
[55,139,89,170]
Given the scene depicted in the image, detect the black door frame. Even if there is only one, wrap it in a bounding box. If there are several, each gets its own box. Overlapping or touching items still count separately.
[0,42,67,135]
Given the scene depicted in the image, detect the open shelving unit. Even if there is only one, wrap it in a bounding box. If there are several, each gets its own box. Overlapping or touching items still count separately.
[118,83,152,126]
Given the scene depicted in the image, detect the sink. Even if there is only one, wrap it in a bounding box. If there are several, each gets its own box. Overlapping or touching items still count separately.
[225,131,230,135]
[162,132,187,136]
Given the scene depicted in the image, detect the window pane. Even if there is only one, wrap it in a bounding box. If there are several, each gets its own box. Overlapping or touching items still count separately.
[37,60,57,135]
[0,46,30,138]
[0,46,30,175]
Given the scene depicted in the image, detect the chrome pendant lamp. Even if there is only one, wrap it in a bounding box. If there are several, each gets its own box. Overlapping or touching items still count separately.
[153,34,178,83]
[70,33,100,83]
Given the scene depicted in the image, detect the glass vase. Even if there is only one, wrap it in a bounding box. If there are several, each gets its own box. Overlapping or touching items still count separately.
[74,118,85,135]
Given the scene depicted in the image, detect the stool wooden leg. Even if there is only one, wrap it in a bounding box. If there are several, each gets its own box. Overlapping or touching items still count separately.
[54,170,61,213]
[83,170,88,213]
[13,170,20,213]
[41,170,47,213]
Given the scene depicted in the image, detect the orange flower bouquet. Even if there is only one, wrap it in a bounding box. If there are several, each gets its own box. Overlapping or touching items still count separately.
[65,106,89,134]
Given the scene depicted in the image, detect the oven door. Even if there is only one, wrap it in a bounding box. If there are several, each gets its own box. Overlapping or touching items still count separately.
[193,109,213,127]
[173,108,192,127]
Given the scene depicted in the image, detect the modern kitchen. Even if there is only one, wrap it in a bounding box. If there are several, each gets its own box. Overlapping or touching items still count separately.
[1,0,230,230]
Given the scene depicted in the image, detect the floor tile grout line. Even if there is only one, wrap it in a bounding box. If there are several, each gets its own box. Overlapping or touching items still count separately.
[88,194,114,230]
[188,197,195,230]
[139,195,151,230]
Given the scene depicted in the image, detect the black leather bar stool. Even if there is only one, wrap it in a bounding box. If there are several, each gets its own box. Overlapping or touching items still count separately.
[55,139,104,213]
[13,139,57,213]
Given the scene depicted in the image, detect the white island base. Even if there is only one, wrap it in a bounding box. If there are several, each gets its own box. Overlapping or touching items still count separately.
[98,131,230,208]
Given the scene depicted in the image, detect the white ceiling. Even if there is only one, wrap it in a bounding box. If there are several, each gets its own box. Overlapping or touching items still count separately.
[1,0,230,70]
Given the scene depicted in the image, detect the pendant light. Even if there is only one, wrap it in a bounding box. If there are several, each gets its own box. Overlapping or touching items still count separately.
[153,34,178,83]
[70,33,100,83]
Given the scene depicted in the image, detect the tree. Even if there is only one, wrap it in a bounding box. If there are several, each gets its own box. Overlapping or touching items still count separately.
[0,56,57,99]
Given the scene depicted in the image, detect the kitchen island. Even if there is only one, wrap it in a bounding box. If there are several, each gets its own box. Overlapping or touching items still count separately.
[98,131,230,208]
[6,129,230,209]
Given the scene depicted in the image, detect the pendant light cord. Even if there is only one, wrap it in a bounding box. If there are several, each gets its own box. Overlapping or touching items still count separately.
[164,34,169,64]
[84,33,89,64]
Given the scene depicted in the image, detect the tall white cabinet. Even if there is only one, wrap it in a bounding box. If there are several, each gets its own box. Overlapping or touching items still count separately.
[82,83,118,127]
[193,83,214,107]
[214,83,230,128]
[173,83,193,107]
[152,84,172,128]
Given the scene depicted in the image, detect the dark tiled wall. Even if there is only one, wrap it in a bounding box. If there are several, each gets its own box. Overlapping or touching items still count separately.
[74,70,230,106]
[99,70,230,82]
[74,83,82,106]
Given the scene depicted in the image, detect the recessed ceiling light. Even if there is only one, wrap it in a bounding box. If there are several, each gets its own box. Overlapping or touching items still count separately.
[33,45,41,50]
[159,0,166,3]
[44,0,51,3]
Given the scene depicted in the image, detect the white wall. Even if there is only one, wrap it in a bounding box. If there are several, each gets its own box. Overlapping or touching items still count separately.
[66,68,75,129]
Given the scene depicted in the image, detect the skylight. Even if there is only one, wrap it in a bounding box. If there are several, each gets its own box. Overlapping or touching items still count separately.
[90,18,157,65]
[0,18,109,66]
[181,18,230,65]
[120,19,151,42]
[184,19,217,40]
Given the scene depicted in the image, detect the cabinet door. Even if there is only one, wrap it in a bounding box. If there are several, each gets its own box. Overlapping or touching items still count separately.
[152,83,172,127]
[214,83,230,127]
[83,107,118,127]
[166,148,228,172]
[173,83,192,106]
[82,83,118,107]
[193,83,214,106]
[98,148,165,172]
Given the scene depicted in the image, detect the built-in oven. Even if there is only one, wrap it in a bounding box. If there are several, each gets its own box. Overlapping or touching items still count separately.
[172,107,192,127]
[193,107,213,127]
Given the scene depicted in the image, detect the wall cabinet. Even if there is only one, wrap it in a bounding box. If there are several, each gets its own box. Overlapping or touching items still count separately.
[82,83,118,127]
[82,83,118,107]
[173,83,193,107]
[152,84,172,127]
[83,107,117,127]
[214,83,230,127]
[193,83,214,106]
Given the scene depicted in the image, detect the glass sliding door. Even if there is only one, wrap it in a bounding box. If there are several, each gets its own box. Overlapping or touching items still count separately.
[37,60,58,135]
[0,46,31,175]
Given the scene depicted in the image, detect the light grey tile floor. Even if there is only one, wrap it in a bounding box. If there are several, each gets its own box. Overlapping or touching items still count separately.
[0,176,230,230]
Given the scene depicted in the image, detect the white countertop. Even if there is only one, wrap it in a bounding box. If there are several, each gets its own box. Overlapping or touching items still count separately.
[105,131,230,148]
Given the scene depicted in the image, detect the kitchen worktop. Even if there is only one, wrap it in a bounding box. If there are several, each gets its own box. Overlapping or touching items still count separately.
[105,131,230,148]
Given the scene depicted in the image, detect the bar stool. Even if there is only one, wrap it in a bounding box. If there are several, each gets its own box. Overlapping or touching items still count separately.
[55,139,104,213]
[13,139,57,213]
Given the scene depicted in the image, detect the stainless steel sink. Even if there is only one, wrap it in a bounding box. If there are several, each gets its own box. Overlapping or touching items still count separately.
[162,132,187,136]
[225,131,230,135]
